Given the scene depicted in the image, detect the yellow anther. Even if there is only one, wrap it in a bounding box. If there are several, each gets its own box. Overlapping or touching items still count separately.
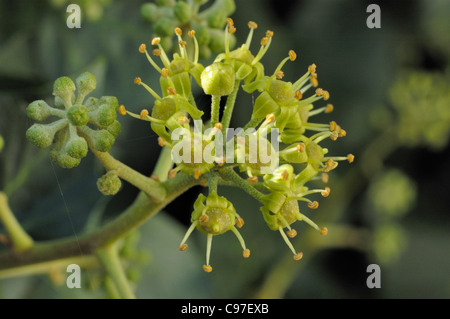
[194,169,201,180]
[310,73,319,87]
[308,63,317,74]
[320,227,328,236]
[188,30,196,38]
[140,109,149,119]
[275,70,284,79]
[281,170,289,180]
[179,40,187,47]
[324,159,337,172]
[199,214,209,223]
[297,143,305,153]
[321,187,331,197]
[139,43,146,53]
[265,113,275,124]
[178,116,189,124]
[152,48,161,56]
[168,169,177,179]
[247,176,258,184]
[325,104,334,113]
[339,129,347,137]
[174,27,182,36]
[203,265,213,272]
[158,137,165,147]
[315,88,324,96]
[323,90,330,100]
[260,37,269,46]
[287,229,297,238]
[289,50,297,61]
[295,90,303,100]
[226,17,234,27]
[266,30,274,38]
[293,252,303,261]
[236,217,245,228]
[243,249,251,258]
[217,157,226,166]
[329,121,337,132]
[151,37,161,45]
[228,25,236,34]
[248,21,258,29]
[308,201,319,209]
[347,154,355,163]
[134,77,142,85]
[161,68,169,78]
[214,122,223,130]
[321,173,329,183]
[167,87,177,95]
[330,131,339,141]
[179,244,188,251]
[118,104,127,116]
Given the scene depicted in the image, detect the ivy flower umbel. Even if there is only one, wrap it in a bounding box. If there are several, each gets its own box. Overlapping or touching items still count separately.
[26,73,121,168]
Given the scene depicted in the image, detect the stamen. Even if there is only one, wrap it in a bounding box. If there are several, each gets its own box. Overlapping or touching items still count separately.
[347,154,355,163]
[281,170,289,180]
[167,87,177,95]
[339,129,347,137]
[158,137,165,147]
[179,244,188,251]
[118,104,127,116]
[236,217,245,228]
[205,233,213,268]
[320,227,328,235]
[321,187,331,197]
[264,113,276,124]
[297,143,305,152]
[245,21,258,48]
[200,214,209,223]
[139,43,146,53]
[151,37,160,45]
[287,229,297,238]
[168,169,178,179]
[294,252,304,261]
[247,176,258,184]
[231,226,248,254]
[248,21,258,29]
[188,30,196,38]
[295,90,303,100]
[279,226,298,256]
[140,109,149,119]
[298,213,320,231]
[307,201,319,209]
[275,70,284,79]
[152,48,161,56]
[178,116,190,124]
[188,30,199,64]
[135,77,162,100]
[203,265,213,272]
[266,30,274,38]
[329,121,337,131]
[228,25,236,34]
[322,90,330,100]
[161,68,169,78]
[194,169,202,180]
[243,249,251,258]
[134,77,141,85]
[179,221,198,251]
[226,17,234,28]
[310,73,319,87]
[325,104,334,113]
[215,122,223,131]
[260,37,269,46]
[289,50,297,61]
[174,27,182,36]
[308,64,317,74]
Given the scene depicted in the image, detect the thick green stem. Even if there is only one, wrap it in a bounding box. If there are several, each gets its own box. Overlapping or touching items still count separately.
[210,95,221,127]
[221,80,241,135]
[0,173,202,276]
[207,171,219,194]
[218,167,265,201]
[96,243,135,299]
[0,192,34,252]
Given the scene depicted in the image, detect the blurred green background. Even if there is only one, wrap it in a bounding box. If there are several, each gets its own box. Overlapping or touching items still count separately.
[0,0,449,298]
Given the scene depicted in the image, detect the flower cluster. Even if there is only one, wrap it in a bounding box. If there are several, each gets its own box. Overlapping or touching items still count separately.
[124,19,354,271]
[141,0,236,58]
[25,72,121,168]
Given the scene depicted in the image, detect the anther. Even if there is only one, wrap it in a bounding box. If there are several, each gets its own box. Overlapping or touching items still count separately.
[134,77,142,85]
[339,129,347,137]
[295,90,303,100]
[139,43,146,53]
[266,30,274,38]
[203,265,213,273]
[236,217,245,228]
[310,73,319,87]
[265,113,276,124]
[247,176,258,184]
[243,249,251,258]
[347,154,355,163]
[140,109,149,119]
[152,48,161,56]
[188,30,196,38]
[168,169,177,179]
[325,104,334,113]
[281,170,289,180]
[167,87,177,95]
[329,121,337,132]
[320,227,328,235]
[260,37,269,46]
[289,50,297,61]
[293,252,303,261]
[161,68,169,78]
[178,116,189,124]
[275,70,284,79]
[179,40,187,47]
[118,104,127,116]
[200,214,209,223]
[194,169,201,180]
[179,244,188,251]
[308,201,319,209]
[287,229,297,238]
[330,131,339,141]
[214,122,223,130]
[322,90,330,100]
[315,88,324,96]
[151,37,161,45]
[248,21,258,29]
[308,64,317,74]
[158,137,165,147]
[321,187,331,197]
[174,27,182,36]
[228,25,236,34]
[226,17,234,27]
[297,143,305,153]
